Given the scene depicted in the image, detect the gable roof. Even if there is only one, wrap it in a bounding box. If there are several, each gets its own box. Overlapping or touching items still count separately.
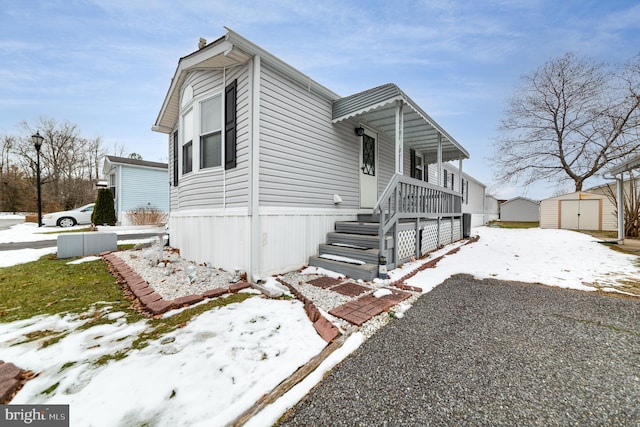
[333,84,469,162]
[501,196,540,206]
[152,28,338,134]
[104,155,168,171]
[152,29,468,164]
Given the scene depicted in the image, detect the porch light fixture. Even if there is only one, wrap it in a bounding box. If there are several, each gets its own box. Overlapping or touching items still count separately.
[354,126,365,136]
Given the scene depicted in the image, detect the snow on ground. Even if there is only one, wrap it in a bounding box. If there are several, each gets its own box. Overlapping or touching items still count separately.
[1,224,640,426]
[391,227,640,293]
[2,298,326,427]
[0,220,164,267]
[0,247,57,267]
[0,221,59,243]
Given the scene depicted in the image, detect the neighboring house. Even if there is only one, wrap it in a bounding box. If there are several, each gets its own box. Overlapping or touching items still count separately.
[586,178,639,200]
[152,29,475,280]
[102,156,169,226]
[484,195,500,223]
[539,192,616,231]
[501,197,540,222]
[438,163,490,228]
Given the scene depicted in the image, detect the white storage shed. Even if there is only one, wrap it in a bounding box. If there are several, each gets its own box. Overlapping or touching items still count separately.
[539,192,616,231]
[500,197,540,222]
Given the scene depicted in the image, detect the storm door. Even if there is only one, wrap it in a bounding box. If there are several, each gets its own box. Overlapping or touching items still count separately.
[359,130,378,208]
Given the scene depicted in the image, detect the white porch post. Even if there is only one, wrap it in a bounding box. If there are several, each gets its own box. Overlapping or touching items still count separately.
[437,133,442,186]
[395,100,404,174]
[617,173,624,243]
[458,157,463,193]
[250,55,261,281]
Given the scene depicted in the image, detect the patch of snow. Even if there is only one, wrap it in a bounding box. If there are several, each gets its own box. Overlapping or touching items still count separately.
[404,228,640,293]
[392,302,411,318]
[373,288,393,298]
[0,247,56,267]
[331,243,369,250]
[245,332,365,427]
[7,298,326,427]
[66,256,101,265]
[299,266,345,279]
[319,254,366,265]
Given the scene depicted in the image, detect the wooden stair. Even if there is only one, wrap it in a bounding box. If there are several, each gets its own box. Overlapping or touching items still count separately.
[308,214,393,281]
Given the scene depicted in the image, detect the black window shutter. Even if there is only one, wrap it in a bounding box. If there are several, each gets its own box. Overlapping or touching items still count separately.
[225,79,237,170]
[172,129,179,186]
[410,149,417,179]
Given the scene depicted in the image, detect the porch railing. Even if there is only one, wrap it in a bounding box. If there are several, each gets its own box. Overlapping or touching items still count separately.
[373,173,463,267]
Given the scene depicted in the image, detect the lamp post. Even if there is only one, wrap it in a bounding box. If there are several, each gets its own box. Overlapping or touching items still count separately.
[31,131,44,227]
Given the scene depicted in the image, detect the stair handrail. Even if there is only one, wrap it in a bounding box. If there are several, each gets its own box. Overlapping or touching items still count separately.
[373,173,463,266]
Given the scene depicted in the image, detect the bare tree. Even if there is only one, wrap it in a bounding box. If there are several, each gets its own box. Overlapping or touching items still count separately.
[14,116,105,211]
[0,134,15,178]
[493,52,640,192]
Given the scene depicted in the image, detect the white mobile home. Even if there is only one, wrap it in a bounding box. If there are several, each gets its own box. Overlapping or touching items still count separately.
[436,163,489,228]
[152,29,473,280]
[484,195,500,223]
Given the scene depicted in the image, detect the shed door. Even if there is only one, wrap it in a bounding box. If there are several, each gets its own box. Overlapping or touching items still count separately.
[359,130,378,209]
[560,200,599,230]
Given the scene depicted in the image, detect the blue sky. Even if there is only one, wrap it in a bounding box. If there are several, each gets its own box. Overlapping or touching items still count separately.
[2,0,639,199]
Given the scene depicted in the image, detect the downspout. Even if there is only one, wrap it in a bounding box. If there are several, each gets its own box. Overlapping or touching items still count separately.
[437,133,442,186]
[250,55,262,281]
[222,67,227,209]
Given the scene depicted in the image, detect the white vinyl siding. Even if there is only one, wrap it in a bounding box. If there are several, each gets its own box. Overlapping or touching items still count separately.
[259,64,359,208]
[539,192,616,231]
[170,66,250,211]
[501,198,540,222]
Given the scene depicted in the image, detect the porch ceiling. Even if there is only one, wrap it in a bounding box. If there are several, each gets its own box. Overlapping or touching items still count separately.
[332,84,469,163]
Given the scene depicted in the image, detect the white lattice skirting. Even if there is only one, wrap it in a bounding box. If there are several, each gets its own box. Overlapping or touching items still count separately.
[397,219,462,262]
[395,218,462,263]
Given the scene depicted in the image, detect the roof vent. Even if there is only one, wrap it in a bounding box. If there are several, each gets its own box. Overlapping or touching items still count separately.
[198,38,207,50]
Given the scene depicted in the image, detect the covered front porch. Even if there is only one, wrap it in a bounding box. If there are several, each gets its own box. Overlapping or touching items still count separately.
[308,84,470,279]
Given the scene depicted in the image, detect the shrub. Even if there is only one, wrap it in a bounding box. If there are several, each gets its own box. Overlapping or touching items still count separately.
[92,188,117,226]
[125,206,168,226]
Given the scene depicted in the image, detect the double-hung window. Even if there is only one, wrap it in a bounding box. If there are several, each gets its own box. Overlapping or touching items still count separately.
[182,109,193,174]
[200,94,222,169]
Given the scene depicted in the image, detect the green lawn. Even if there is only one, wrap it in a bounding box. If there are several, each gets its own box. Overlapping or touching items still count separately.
[489,221,539,229]
[0,253,254,355]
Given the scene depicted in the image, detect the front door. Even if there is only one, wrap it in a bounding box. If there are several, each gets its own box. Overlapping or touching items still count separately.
[359,130,378,208]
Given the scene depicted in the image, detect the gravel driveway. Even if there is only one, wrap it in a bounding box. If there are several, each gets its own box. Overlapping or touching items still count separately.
[279,275,640,426]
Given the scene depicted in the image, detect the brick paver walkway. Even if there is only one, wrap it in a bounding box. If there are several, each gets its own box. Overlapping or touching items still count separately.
[329,289,412,326]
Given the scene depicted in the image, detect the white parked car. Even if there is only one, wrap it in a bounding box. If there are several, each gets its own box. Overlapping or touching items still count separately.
[42,203,95,227]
